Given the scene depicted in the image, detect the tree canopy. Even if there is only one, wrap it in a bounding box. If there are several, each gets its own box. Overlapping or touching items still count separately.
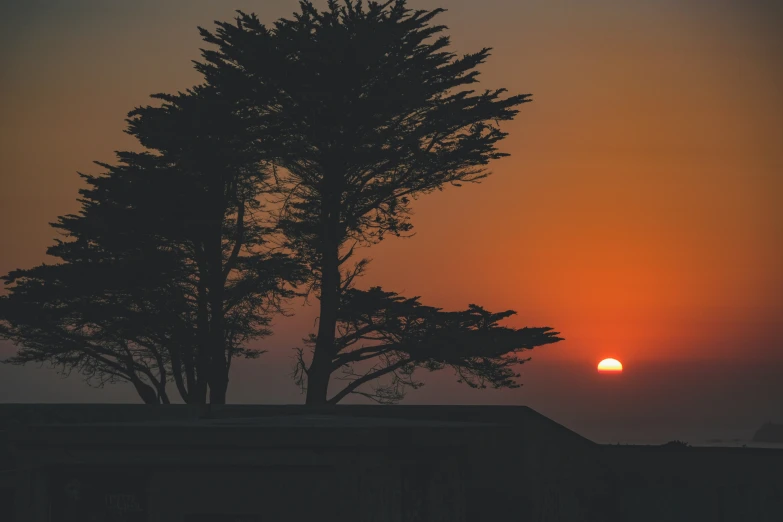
[0,86,304,404]
[2,0,562,405]
[197,0,552,404]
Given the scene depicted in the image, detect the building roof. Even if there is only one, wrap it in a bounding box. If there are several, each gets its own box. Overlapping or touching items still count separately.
[48,413,494,429]
[0,404,596,450]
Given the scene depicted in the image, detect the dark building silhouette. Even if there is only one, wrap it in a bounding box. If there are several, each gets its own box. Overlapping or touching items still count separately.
[1,404,782,521]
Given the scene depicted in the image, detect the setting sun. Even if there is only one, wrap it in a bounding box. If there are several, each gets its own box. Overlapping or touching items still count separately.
[597,358,623,373]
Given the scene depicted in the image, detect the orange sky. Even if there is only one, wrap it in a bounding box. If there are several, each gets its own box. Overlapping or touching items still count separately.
[0,0,781,441]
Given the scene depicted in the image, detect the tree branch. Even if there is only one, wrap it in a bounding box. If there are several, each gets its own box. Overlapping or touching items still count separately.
[327,357,409,404]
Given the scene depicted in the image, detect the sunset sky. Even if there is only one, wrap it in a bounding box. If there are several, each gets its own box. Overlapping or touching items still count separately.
[1,0,781,443]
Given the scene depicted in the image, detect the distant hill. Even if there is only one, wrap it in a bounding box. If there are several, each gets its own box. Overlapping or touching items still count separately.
[752,422,783,443]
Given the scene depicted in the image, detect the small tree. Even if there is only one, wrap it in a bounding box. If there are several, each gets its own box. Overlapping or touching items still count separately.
[198,0,554,404]
[0,86,304,403]
[0,255,183,404]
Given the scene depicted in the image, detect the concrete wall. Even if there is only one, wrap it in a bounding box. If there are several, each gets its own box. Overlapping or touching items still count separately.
[589,446,783,522]
[508,445,783,521]
[147,468,339,522]
[21,438,783,522]
[458,428,783,521]
[3,404,782,522]
[10,425,479,522]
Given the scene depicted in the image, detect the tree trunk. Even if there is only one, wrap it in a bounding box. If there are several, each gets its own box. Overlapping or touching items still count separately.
[194,257,211,405]
[306,228,341,405]
[208,227,229,404]
[209,374,228,403]
[130,377,160,405]
[157,384,171,404]
[170,349,192,403]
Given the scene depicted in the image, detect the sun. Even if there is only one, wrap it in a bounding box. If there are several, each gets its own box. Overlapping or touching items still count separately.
[597,358,623,373]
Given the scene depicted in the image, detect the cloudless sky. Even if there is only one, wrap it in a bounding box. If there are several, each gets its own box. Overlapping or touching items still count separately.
[0,0,781,443]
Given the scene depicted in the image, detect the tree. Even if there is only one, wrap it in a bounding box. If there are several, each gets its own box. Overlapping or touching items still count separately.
[124,84,308,403]
[0,256,183,404]
[294,287,562,404]
[0,86,304,404]
[197,0,556,404]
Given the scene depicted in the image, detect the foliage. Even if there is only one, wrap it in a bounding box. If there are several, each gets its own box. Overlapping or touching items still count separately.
[2,0,561,406]
[660,440,691,449]
[293,286,562,403]
[197,0,546,404]
[0,86,305,403]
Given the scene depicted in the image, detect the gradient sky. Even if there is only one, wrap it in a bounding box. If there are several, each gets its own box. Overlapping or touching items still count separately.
[0,0,781,443]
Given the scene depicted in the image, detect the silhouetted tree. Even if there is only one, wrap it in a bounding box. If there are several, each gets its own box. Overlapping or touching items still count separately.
[0,86,304,404]
[125,85,307,403]
[0,245,186,404]
[660,440,691,449]
[197,0,552,404]
[294,287,561,403]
